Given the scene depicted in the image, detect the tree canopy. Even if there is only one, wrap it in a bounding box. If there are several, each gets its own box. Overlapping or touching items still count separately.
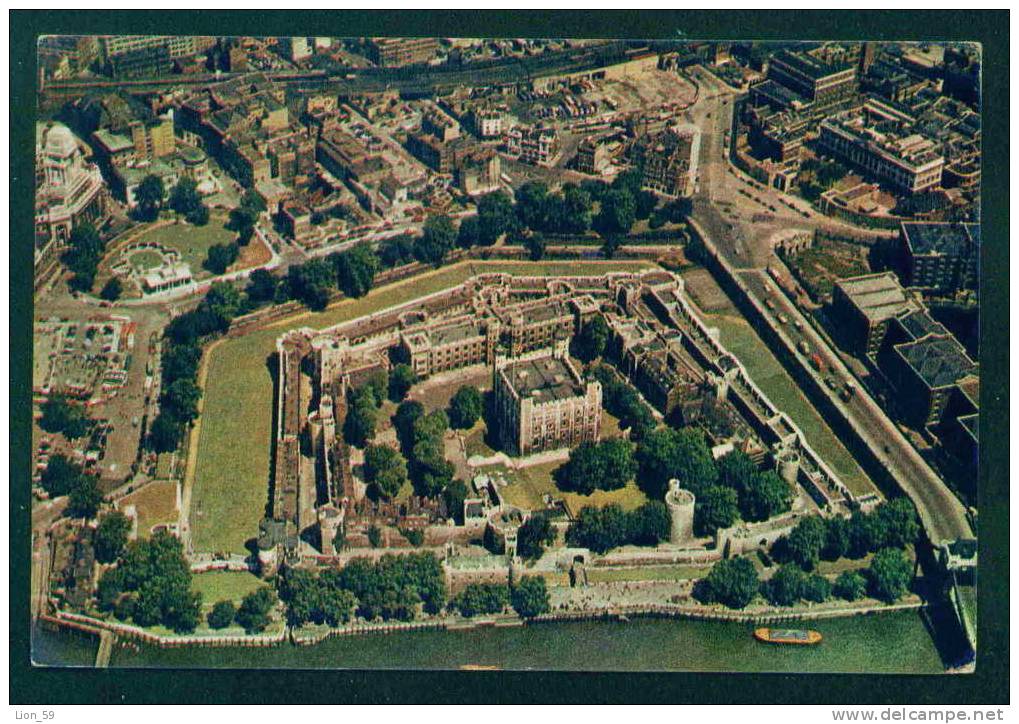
[448,385,483,430]
[510,575,550,618]
[635,427,718,500]
[363,444,408,500]
[867,548,913,603]
[94,512,131,563]
[39,394,91,439]
[415,214,457,265]
[554,439,635,495]
[697,557,759,609]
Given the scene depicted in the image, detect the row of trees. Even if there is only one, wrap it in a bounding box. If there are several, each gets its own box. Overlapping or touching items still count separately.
[565,502,671,553]
[554,439,636,496]
[63,223,107,293]
[694,545,916,610]
[776,498,920,572]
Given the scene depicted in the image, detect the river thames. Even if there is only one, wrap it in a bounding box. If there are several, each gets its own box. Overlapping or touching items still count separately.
[34,610,949,673]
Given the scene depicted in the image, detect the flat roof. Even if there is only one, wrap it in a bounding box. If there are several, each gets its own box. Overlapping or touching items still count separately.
[772,49,854,80]
[430,320,483,346]
[902,222,976,256]
[503,356,585,403]
[896,308,948,341]
[895,335,977,390]
[836,272,915,322]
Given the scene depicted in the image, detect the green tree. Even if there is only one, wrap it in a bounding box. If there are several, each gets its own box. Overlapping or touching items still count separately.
[635,427,718,500]
[716,450,757,496]
[393,400,425,453]
[525,232,546,261]
[99,277,123,302]
[475,191,516,245]
[287,259,335,310]
[94,512,131,563]
[64,223,105,292]
[874,498,920,549]
[559,183,593,234]
[415,214,456,265]
[452,583,510,617]
[573,314,609,362]
[135,174,165,221]
[448,385,483,429]
[39,454,84,497]
[555,439,635,495]
[785,516,827,571]
[147,412,184,453]
[764,563,805,606]
[204,281,244,321]
[457,215,480,249]
[343,388,378,447]
[516,513,556,560]
[867,548,913,603]
[565,504,630,553]
[235,588,277,633]
[388,364,417,402]
[833,570,867,601]
[169,177,207,224]
[801,574,832,603]
[245,268,278,303]
[847,510,879,559]
[443,479,469,525]
[203,242,240,275]
[515,181,551,230]
[332,242,379,298]
[695,485,739,536]
[822,516,850,561]
[39,394,90,439]
[162,378,202,423]
[67,474,103,519]
[367,524,383,548]
[510,576,550,618]
[635,189,658,220]
[627,501,671,546]
[363,444,408,500]
[740,471,792,522]
[700,557,759,609]
[595,188,636,234]
[207,600,236,629]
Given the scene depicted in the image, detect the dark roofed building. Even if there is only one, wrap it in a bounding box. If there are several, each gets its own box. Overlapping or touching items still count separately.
[831,272,918,358]
[899,221,979,295]
[767,49,858,106]
[882,332,977,428]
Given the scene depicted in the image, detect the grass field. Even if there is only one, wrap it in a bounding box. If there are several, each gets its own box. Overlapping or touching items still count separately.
[119,481,178,537]
[585,565,711,584]
[704,312,875,496]
[133,216,237,277]
[191,571,269,608]
[495,460,649,515]
[189,260,655,555]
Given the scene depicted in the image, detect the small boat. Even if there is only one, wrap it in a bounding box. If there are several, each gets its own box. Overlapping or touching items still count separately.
[754,627,822,646]
[460,664,501,671]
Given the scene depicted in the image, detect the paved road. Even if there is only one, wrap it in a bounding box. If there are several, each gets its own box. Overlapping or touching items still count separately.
[686,67,972,546]
[739,269,972,545]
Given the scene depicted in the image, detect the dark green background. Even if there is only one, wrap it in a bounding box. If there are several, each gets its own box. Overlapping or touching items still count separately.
[10,10,1009,704]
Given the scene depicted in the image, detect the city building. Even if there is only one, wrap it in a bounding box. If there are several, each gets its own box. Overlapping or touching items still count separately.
[574,136,611,175]
[364,37,439,67]
[818,113,945,195]
[400,318,499,379]
[34,123,108,248]
[631,126,701,197]
[898,222,980,295]
[880,332,978,429]
[493,351,602,456]
[496,299,576,356]
[470,108,505,139]
[282,36,312,63]
[454,148,501,196]
[129,116,176,160]
[506,126,561,167]
[767,49,859,107]
[831,272,919,359]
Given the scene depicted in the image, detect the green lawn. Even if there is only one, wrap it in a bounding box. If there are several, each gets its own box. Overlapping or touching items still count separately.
[585,565,711,584]
[704,313,876,497]
[191,571,269,608]
[189,260,656,555]
[495,460,648,515]
[132,216,237,278]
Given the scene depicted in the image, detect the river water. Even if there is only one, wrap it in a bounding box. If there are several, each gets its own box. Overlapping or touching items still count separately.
[34,611,947,673]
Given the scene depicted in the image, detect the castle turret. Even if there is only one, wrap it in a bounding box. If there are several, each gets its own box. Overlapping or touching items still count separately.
[665,479,696,545]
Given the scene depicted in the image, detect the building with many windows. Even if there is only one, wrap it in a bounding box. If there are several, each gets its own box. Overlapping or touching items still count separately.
[631,126,701,198]
[767,49,859,107]
[898,222,980,295]
[34,123,108,248]
[400,318,500,379]
[364,37,439,67]
[818,113,944,195]
[493,351,602,456]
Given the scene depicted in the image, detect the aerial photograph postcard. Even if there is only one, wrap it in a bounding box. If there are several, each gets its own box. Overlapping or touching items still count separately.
[29,31,982,676]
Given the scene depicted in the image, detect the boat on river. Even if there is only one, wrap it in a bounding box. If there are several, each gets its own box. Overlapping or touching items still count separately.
[754,627,822,645]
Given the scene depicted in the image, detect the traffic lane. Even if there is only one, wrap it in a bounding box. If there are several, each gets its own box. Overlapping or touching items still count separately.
[741,271,969,541]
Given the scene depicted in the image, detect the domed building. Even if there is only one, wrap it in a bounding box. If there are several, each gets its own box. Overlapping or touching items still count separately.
[35,122,109,251]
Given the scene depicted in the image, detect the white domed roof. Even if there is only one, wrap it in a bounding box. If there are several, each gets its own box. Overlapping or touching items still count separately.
[45,124,79,157]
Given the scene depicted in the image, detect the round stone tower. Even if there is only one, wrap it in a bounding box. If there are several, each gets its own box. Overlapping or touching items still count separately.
[665,479,696,545]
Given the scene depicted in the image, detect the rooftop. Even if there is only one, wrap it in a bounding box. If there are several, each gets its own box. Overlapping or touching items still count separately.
[895,334,977,390]
[430,320,484,346]
[502,355,585,403]
[836,272,916,322]
[902,222,978,257]
[772,49,854,80]
[895,307,948,342]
